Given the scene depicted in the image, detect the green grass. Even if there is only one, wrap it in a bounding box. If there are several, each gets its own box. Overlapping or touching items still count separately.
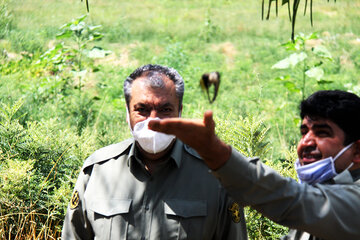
[0,0,359,238]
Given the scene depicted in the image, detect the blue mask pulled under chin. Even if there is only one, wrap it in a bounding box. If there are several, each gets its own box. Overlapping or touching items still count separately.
[295,143,354,185]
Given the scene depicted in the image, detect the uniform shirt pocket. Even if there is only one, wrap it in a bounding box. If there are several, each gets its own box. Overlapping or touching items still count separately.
[164,199,207,239]
[88,199,132,240]
[89,199,132,217]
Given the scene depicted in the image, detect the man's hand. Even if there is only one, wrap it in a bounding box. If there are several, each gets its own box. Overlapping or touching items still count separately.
[148,110,231,170]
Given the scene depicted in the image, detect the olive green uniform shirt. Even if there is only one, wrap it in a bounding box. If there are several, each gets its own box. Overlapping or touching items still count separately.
[213,147,360,240]
[62,139,248,240]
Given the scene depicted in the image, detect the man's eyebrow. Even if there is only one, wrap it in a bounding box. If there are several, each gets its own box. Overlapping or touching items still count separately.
[159,102,174,107]
[133,103,148,108]
[134,103,145,106]
[312,123,332,130]
[300,123,332,130]
[133,102,174,108]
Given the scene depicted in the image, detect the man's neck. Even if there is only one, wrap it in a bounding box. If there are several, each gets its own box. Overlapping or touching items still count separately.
[142,156,170,174]
[136,141,176,174]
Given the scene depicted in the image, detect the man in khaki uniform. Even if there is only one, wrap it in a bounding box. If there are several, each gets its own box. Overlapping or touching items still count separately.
[149,90,360,240]
[61,64,248,240]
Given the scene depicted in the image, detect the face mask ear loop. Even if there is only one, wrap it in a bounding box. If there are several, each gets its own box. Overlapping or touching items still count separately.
[334,142,354,161]
[152,130,157,154]
[126,106,135,136]
[345,162,354,172]
[126,109,129,124]
[332,142,354,173]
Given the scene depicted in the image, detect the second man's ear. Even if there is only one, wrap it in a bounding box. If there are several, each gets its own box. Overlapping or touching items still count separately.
[352,140,360,163]
[179,104,183,117]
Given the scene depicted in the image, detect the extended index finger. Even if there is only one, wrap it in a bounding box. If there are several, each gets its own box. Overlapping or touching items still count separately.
[148,117,204,136]
[203,110,215,132]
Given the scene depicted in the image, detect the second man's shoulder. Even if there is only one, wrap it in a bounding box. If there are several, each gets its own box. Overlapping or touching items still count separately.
[82,138,133,170]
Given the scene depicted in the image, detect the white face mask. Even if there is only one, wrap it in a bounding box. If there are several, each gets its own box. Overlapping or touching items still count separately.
[295,143,354,185]
[130,117,176,154]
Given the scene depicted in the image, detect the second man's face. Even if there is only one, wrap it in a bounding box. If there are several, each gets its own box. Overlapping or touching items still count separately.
[297,116,354,172]
[128,76,180,130]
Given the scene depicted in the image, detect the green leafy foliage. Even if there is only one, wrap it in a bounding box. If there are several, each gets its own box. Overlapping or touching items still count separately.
[38,15,109,135]
[54,14,106,73]
[272,32,334,100]
[215,111,295,239]
[245,207,289,240]
[199,7,221,43]
[0,100,96,239]
[215,112,270,158]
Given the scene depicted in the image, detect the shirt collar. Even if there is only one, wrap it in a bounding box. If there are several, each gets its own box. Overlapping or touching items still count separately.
[333,169,356,184]
[350,168,360,183]
[170,139,183,168]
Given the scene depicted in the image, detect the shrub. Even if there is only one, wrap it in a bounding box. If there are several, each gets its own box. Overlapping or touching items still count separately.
[215,111,295,239]
[0,100,96,239]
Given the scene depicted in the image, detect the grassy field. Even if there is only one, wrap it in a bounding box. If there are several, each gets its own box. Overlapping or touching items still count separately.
[0,0,359,239]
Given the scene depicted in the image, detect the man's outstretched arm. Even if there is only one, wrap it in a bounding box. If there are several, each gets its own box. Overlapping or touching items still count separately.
[148,110,230,170]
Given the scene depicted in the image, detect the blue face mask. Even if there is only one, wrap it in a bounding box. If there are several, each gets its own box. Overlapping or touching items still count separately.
[295,143,354,185]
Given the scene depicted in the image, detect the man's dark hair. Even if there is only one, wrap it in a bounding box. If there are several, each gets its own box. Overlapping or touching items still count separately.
[123,64,184,109]
[300,90,360,144]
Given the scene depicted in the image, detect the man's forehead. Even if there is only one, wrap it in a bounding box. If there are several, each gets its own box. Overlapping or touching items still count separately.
[301,116,338,129]
[303,115,327,124]
[134,74,173,87]
[130,79,178,106]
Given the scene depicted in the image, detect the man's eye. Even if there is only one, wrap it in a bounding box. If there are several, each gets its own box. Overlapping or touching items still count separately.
[161,108,173,112]
[316,130,330,137]
[300,129,308,136]
[135,107,147,113]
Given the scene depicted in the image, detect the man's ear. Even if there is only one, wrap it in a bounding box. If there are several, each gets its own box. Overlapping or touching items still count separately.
[179,104,183,117]
[126,105,130,123]
[352,140,360,163]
